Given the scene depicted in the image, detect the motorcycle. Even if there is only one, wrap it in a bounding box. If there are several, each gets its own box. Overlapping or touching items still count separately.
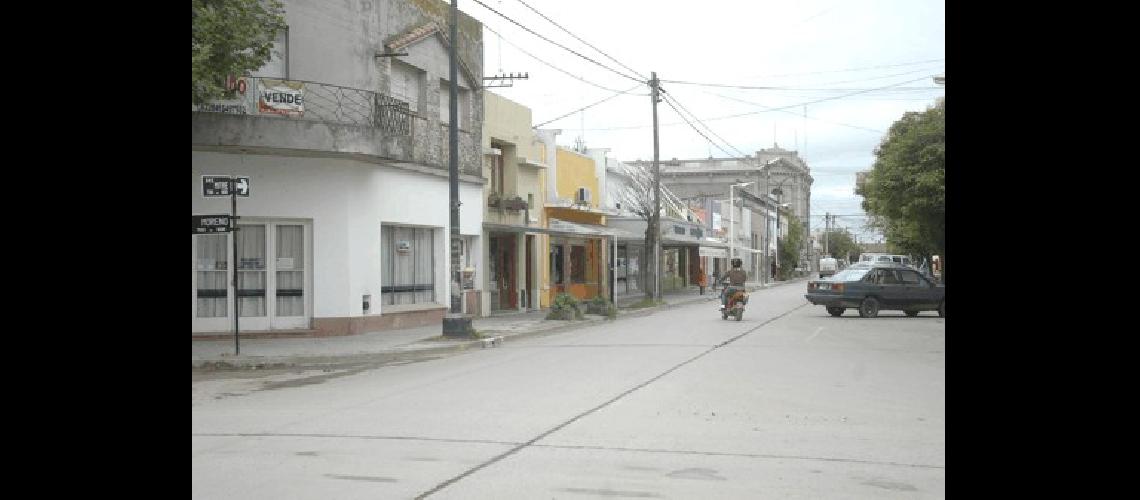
[720,287,748,321]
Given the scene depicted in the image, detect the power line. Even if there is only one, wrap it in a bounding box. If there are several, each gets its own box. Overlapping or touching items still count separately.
[757,58,946,79]
[510,0,645,80]
[533,84,643,128]
[657,77,940,91]
[484,24,647,95]
[660,94,740,159]
[469,0,644,84]
[574,76,936,131]
[699,89,884,134]
[661,92,750,158]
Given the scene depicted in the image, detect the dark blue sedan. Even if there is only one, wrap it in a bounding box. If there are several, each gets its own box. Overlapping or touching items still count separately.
[805,263,945,318]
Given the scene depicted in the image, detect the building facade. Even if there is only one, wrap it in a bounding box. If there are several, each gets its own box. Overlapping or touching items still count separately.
[480,91,548,316]
[192,0,486,336]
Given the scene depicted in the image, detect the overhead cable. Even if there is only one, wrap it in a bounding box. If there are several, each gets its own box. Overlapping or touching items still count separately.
[484,25,647,95]
[533,84,644,128]
[469,0,644,84]
[511,0,646,80]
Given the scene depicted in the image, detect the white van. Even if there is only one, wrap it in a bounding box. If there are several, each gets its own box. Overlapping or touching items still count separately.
[860,253,913,268]
[818,257,838,278]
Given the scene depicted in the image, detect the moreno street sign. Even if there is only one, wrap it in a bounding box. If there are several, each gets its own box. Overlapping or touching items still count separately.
[193,214,232,234]
[203,175,250,197]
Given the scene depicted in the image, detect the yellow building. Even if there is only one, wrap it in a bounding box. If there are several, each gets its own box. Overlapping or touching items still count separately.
[535,132,611,304]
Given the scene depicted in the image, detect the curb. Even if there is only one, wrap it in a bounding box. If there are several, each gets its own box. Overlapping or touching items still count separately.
[193,281,810,371]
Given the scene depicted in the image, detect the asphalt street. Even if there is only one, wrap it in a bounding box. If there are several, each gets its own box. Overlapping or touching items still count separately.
[192,282,946,499]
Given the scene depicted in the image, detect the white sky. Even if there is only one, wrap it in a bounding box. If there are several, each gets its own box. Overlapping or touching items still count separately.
[461,0,945,242]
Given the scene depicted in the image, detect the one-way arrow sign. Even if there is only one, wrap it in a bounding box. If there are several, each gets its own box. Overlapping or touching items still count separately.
[233,177,250,196]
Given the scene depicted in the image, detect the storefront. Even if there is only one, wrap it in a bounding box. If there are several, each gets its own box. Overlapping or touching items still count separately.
[192,152,483,336]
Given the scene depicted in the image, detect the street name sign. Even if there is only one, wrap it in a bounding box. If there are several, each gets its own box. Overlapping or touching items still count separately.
[202,175,250,197]
[193,214,232,234]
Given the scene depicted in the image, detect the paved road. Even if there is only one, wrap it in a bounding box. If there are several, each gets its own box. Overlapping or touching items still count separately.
[192,283,945,499]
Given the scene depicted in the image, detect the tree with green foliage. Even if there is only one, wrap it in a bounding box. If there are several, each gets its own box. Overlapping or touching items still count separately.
[192,0,287,105]
[822,230,860,262]
[858,98,945,281]
[778,213,804,280]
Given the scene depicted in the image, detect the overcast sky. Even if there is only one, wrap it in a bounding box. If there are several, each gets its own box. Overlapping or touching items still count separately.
[460,0,945,242]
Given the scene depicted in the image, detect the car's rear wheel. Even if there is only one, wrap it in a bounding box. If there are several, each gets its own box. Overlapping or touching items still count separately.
[826,307,844,317]
[858,297,880,318]
[905,310,919,317]
[938,300,945,318]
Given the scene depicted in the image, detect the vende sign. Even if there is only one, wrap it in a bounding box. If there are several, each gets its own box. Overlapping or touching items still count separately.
[258,79,304,116]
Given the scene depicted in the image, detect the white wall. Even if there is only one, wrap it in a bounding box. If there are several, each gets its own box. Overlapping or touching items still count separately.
[192,151,482,319]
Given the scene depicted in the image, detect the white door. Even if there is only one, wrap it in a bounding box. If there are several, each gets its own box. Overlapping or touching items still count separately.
[192,221,311,332]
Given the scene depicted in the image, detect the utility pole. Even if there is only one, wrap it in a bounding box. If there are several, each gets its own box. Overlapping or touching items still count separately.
[824,212,829,257]
[650,72,662,300]
[442,0,472,337]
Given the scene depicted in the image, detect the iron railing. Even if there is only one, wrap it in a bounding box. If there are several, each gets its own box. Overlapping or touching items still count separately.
[197,77,413,136]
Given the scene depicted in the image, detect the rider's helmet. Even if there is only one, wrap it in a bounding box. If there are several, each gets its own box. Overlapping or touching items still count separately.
[731,258,742,268]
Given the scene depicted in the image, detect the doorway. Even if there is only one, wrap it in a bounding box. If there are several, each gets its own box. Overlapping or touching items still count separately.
[192,221,311,332]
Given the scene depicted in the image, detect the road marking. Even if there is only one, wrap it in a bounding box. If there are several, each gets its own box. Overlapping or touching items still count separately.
[806,326,824,343]
[414,302,810,499]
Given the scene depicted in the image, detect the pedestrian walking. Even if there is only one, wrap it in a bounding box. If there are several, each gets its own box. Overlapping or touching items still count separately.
[697,266,708,295]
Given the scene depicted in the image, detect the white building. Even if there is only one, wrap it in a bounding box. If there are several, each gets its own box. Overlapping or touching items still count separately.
[192,0,486,336]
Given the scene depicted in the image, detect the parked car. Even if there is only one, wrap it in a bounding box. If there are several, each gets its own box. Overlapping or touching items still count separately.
[804,262,945,318]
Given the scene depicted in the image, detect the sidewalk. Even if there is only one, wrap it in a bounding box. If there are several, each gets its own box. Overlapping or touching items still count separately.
[192,277,808,370]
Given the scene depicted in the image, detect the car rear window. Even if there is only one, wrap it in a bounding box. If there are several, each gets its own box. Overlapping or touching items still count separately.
[831,269,869,281]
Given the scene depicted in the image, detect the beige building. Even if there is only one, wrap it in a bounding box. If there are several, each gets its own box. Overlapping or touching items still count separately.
[479,92,549,315]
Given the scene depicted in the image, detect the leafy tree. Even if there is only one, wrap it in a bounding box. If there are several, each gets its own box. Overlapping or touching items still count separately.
[192,0,287,105]
[778,213,803,280]
[858,98,945,280]
[821,230,860,261]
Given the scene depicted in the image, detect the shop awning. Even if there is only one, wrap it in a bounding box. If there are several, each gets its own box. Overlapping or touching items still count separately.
[483,220,639,240]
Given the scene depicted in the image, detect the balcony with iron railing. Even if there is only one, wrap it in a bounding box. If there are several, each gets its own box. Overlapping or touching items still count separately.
[192,77,481,176]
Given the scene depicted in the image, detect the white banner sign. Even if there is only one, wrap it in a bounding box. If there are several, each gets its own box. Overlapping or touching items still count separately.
[699,246,727,258]
[258,79,304,116]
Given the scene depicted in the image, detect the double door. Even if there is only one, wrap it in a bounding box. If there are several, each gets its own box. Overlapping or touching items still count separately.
[192,221,311,332]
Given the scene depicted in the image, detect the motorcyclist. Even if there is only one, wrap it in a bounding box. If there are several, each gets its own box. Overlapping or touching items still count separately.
[719,258,748,310]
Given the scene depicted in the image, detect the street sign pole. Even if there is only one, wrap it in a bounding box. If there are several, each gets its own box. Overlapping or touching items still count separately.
[231,177,240,356]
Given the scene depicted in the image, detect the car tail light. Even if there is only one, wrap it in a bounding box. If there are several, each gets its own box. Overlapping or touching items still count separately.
[808,282,816,290]
[832,283,844,293]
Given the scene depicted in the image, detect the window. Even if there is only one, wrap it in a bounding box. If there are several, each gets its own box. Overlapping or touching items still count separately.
[195,234,228,317]
[391,61,423,113]
[252,27,289,79]
[381,225,436,305]
[275,225,305,316]
[236,225,268,317]
[898,270,922,285]
[550,245,564,284]
[490,145,504,195]
[570,245,586,283]
[876,269,900,285]
[576,187,591,204]
[439,80,469,128]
